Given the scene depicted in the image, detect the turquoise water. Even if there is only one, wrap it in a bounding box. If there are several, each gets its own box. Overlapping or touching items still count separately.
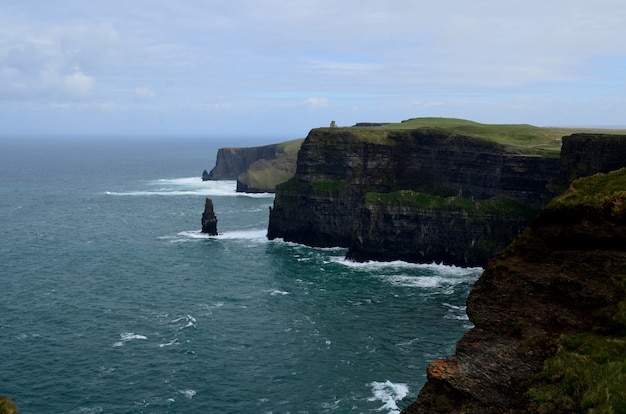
[0,138,481,413]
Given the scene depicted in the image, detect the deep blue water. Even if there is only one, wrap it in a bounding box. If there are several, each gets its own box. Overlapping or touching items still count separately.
[0,138,481,413]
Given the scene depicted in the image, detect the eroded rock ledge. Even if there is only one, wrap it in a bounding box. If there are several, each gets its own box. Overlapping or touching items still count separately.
[402,168,626,413]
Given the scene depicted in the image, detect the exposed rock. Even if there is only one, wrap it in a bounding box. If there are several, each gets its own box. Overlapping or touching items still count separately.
[268,127,626,267]
[402,168,626,413]
[268,127,557,266]
[201,169,210,181]
[348,194,537,267]
[552,133,626,192]
[207,139,303,193]
[207,145,279,180]
[201,198,218,235]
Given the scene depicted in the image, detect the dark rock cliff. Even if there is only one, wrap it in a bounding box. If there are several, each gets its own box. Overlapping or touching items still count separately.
[207,139,303,193]
[553,133,626,191]
[207,145,279,181]
[402,168,626,413]
[268,128,557,266]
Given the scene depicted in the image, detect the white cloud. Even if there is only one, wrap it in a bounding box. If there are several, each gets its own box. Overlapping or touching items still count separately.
[135,87,156,102]
[64,71,94,96]
[2,0,626,136]
[304,97,329,108]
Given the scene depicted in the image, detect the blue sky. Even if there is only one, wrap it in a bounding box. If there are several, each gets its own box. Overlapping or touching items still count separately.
[1,1,626,140]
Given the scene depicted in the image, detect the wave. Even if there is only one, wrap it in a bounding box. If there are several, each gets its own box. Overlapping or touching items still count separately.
[112,332,148,347]
[171,229,269,243]
[105,178,274,198]
[331,257,482,275]
[179,389,196,399]
[368,380,410,414]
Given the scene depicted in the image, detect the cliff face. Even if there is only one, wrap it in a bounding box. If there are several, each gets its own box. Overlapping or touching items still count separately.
[207,139,303,193]
[207,145,279,180]
[268,128,557,266]
[554,133,626,191]
[349,195,536,267]
[403,168,626,413]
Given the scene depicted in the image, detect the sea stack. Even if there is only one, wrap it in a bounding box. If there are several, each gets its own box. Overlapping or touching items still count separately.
[201,198,218,235]
[202,169,210,181]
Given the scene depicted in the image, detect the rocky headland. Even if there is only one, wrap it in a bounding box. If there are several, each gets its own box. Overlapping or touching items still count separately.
[267,119,573,267]
[402,167,626,413]
[205,138,303,193]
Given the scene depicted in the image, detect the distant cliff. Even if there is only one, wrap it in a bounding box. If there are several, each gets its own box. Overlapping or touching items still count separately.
[268,125,557,267]
[402,168,626,413]
[206,139,303,193]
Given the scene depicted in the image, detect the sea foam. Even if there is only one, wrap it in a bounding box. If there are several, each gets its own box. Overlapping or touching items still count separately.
[172,229,268,243]
[105,178,274,198]
[368,380,409,414]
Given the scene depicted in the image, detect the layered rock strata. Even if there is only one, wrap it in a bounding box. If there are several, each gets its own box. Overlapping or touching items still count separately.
[402,168,626,413]
[268,128,557,266]
[207,139,303,193]
[207,145,279,180]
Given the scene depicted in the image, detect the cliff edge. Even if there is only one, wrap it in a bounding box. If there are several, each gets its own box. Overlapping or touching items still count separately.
[206,139,303,193]
[268,124,558,267]
[403,168,626,413]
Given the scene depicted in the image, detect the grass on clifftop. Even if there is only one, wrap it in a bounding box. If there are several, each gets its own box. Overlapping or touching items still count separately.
[324,117,626,157]
[527,333,626,413]
[544,168,626,219]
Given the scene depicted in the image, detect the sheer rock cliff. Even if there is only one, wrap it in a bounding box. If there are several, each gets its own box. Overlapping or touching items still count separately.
[268,127,557,267]
[402,168,626,413]
[206,139,303,193]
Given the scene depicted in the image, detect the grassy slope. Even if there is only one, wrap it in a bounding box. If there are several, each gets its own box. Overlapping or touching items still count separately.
[324,117,626,157]
[241,138,304,190]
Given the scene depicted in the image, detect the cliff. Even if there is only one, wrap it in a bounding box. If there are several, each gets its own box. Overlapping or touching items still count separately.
[403,168,626,413]
[268,124,558,266]
[206,139,303,193]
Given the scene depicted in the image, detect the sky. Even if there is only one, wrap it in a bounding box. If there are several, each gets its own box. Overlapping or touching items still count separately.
[1,0,626,140]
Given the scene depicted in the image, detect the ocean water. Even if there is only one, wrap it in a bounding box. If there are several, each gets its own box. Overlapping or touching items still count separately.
[0,138,482,414]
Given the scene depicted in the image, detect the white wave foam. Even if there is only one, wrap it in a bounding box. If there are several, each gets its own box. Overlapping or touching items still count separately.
[105,178,275,198]
[368,380,409,414]
[179,389,196,399]
[113,332,147,347]
[266,289,290,296]
[331,257,482,275]
[159,338,179,348]
[171,314,197,330]
[173,229,268,243]
[120,332,147,341]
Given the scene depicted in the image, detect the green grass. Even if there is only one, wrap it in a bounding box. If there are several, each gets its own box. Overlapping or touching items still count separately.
[331,117,626,157]
[527,333,626,413]
[545,168,626,217]
[276,138,305,153]
[240,139,304,190]
[365,190,535,215]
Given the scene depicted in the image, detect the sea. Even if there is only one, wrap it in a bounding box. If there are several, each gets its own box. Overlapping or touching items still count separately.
[0,137,482,414]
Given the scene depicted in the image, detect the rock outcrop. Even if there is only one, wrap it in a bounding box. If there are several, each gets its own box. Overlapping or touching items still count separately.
[201,169,210,181]
[207,145,279,181]
[402,168,626,413]
[201,198,218,235]
[206,139,303,193]
[268,127,557,266]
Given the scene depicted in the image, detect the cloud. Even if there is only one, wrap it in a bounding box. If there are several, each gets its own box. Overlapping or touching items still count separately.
[64,71,95,96]
[2,0,626,137]
[135,87,156,102]
[304,97,329,108]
